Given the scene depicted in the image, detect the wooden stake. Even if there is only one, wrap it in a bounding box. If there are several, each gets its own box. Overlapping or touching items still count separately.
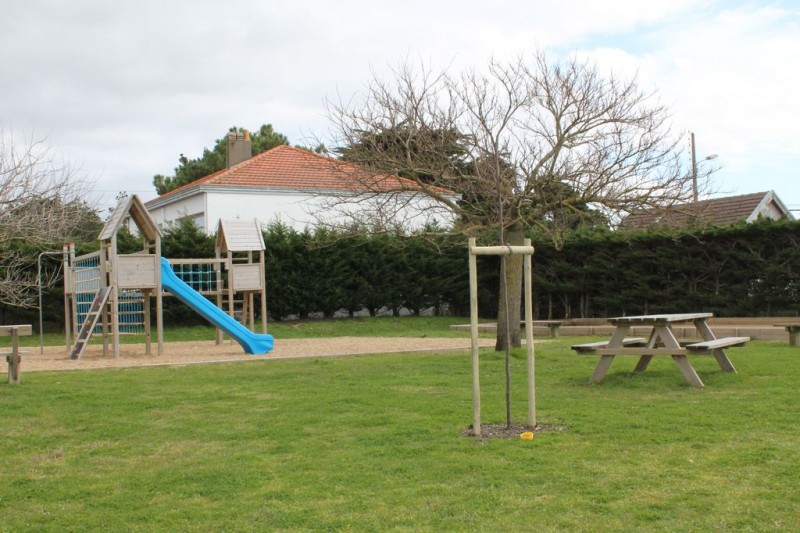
[468,238,481,437]
[524,238,536,429]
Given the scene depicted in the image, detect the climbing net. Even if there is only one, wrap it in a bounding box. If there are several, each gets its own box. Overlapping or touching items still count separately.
[169,260,221,294]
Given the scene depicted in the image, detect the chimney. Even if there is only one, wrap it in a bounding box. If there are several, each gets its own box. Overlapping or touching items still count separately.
[226,129,252,168]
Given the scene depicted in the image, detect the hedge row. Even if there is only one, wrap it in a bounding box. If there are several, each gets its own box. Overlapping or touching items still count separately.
[532,219,800,318]
[7,218,800,330]
[254,219,800,320]
[262,225,491,320]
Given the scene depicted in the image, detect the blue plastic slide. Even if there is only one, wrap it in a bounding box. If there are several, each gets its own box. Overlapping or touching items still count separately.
[160,257,274,354]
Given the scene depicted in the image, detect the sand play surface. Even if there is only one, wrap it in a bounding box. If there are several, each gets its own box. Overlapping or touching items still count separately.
[18,336,496,373]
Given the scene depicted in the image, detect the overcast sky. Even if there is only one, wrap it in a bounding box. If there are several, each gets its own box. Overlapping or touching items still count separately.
[2,0,798,215]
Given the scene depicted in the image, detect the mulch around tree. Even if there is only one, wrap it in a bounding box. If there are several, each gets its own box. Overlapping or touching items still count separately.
[462,422,570,441]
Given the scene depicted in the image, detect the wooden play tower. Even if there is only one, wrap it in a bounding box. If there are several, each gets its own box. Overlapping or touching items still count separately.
[215,219,268,334]
[65,195,164,358]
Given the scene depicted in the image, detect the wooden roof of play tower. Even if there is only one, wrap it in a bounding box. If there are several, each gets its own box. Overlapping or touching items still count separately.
[215,219,265,253]
[99,194,160,242]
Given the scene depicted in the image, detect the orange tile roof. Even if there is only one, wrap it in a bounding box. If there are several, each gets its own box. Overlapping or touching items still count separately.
[148,145,444,204]
[620,191,779,229]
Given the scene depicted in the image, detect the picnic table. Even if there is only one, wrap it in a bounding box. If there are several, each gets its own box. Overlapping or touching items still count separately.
[572,313,749,388]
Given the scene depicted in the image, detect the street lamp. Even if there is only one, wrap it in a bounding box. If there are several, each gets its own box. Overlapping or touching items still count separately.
[691,132,718,202]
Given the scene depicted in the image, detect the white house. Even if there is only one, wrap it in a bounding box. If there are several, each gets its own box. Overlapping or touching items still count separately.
[145,133,455,233]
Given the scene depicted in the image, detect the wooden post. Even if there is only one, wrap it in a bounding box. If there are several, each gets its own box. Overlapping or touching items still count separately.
[155,239,163,356]
[524,238,536,429]
[249,293,255,331]
[63,244,73,352]
[109,234,121,358]
[3,325,31,384]
[144,289,152,356]
[247,251,255,330]
[241,293,250,329]
[468,238,481,437]
[7,327,21,384]
[227,251,235,326]
[100,241,110,357]
[68,243,79,355]
[215,260,224,345]
[259,250,267,334]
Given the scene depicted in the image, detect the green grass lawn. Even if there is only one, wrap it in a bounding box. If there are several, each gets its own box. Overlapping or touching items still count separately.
[1,320,798,531]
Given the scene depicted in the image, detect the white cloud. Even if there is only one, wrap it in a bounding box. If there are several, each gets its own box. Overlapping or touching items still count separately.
[1,0,797,210]
[572,2,800,202]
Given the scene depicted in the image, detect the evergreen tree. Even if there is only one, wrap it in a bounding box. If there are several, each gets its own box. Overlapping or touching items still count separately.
[153,124,289,195]
[161,218,215,258]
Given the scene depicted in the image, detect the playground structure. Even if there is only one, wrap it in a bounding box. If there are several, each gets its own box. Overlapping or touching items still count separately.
[63,195,273,359]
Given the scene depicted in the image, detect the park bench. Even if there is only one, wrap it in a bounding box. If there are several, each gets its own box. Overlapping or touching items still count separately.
[773,323,800,347]
[1,325,33,385]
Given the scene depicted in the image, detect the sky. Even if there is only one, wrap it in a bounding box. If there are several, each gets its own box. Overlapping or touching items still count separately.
[2,0,798,215]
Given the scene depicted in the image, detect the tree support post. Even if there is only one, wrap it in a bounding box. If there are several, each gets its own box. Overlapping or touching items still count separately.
[468,239,536,437]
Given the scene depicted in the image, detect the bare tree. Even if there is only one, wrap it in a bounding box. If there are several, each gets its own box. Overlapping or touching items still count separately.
[1,128,98,308]
[324,51,708,350]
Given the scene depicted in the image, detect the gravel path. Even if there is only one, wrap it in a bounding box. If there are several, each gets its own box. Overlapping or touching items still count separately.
[18,337,496,373]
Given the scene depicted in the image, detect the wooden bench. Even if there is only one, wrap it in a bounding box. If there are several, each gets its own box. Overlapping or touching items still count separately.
[774,324,800,347]
[685,337,750,351]
[572,337,646,353]
[1,325,33,385]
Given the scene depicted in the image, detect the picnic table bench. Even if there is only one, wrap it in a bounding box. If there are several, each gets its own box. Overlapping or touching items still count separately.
[773,323,800,347]
[685,337,750,351]
[571,313,749,388]
[571,337,646,352]
[1,325,32,384]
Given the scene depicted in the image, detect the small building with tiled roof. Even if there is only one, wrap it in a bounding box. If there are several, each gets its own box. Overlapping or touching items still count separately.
[620,191,794,230]
[145,135,454,233]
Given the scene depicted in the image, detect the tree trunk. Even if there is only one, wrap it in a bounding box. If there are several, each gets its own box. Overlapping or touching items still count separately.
[495,225,524,351]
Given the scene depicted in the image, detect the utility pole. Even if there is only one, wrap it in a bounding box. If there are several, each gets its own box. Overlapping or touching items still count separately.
[691,132,698,202]
[690,132,718,203]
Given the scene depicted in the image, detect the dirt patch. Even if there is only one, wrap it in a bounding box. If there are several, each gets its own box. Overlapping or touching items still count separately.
[462,422,570,441]
[18,336,496,373]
